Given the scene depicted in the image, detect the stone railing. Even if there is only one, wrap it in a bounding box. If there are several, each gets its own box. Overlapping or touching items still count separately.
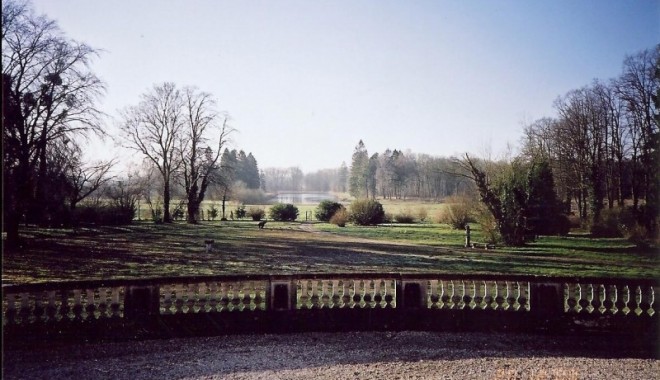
[3,274,658,343]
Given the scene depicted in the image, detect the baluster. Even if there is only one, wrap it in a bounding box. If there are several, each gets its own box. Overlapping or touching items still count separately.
[244,282,254,311]
[595,284,605,314]
[467,281,477,310]
[633,286,643,316]
[373,280,382,308]
[459,281,470,310]
[219,282,229,312]
[602,285,614,315]
[438,281,447,309]
[521,282,530,311]
[174,284,185,314]
[33,292,45,323]
[298,280,308,309]
[357,280,366,308]
[512,282,521,311]
[330,280,340,308]
[5,293,17,325]
[85,289,97,320]
[100,288,109,317]
[562,283,570,312]
[46,291,57,321]
[71,289,83,321]
[18,292,31,324]
[502,282,511,311]
[450,281,460,309]
[492,282,502,310]
[320,281,329,308]
[310,280,320,309]
[473,281,484,310]
[581,283,591,314]
[186,283,197,313]
[621,286,631,315]
[429,280,439,309]
[648,287,656,317]
[162,284,172,314]
[341,280,349,308]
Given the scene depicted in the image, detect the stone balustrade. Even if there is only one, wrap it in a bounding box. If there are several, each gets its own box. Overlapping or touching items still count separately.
[3,274,658,343]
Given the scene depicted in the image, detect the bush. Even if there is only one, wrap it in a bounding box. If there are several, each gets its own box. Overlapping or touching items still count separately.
[475,206,499,244]
[247,207,266,221]
[329,208,349,227]
[235,204,246,219]
[208,205,219,220]
[315,200,345,222]
[437,195,474,229]
[591,207,638,238]
[394,208,415,223]
[269,203,299,221]
[73,205,135,226]
[349,199,385,226]
[417,207,428,222]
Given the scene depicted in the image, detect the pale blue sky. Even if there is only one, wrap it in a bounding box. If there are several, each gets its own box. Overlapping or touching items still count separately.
[31,0,659,172]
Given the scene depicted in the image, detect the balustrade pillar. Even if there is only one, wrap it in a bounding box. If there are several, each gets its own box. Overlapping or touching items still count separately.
[530,283,563,320]
[124,285,160,320]
[398,280,427,309]
[269,280,296,311]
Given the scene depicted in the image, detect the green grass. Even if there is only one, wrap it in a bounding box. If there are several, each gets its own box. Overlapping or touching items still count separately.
[3,219,658,284]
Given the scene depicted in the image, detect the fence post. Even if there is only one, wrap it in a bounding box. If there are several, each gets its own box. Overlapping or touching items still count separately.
[464,225,471,248]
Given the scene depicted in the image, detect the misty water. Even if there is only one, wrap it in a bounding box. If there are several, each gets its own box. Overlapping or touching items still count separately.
[274,192,338,204]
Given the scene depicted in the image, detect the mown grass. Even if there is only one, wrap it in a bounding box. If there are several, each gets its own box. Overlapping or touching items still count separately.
[3,219,658,284]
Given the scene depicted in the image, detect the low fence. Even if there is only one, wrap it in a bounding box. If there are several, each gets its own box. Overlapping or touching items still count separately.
[3,273,658,345]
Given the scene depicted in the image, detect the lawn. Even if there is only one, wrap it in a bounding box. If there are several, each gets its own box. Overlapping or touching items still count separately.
[3,220,658,284]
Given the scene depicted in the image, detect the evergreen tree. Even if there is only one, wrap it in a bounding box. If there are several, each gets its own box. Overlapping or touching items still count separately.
[349,140,369,198]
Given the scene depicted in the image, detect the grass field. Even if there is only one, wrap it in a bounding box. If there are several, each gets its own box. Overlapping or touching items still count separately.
[3,219,658,284]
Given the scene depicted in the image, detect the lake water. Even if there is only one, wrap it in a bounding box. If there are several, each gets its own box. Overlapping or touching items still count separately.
[274,192,339,204]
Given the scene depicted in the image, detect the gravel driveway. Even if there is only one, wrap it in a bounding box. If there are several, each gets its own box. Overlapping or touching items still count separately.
[4,331,658,379]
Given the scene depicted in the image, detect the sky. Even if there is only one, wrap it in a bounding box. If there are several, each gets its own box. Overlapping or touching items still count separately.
[30,0,660,173]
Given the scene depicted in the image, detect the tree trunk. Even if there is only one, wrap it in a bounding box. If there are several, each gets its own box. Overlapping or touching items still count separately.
[187,199,199,224]
[163,182,172,223]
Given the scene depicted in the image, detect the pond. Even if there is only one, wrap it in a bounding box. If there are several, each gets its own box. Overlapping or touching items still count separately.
[273,192,339,204]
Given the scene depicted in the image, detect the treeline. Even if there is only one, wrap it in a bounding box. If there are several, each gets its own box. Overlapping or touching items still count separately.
[347,141,471,200]
[521,46,659,234]
[262,146,471,201]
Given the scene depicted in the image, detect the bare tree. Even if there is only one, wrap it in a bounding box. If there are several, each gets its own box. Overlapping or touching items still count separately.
[2,0,105,241]
[119,82,185,223]
[178,87,232,223]
[67,158,116,210]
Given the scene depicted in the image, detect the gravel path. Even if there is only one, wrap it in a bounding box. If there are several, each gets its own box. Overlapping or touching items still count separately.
[4,331,658,379]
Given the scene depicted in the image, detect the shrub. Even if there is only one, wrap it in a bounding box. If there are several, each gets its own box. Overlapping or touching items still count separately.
[315,200,345,222]
[394,208,415,223]
[437,195,474,229]
[329,208,349,227]
[417,207,428,222]
[269,203,299,221]
[235,204,246,219]
[151,207,163,224]
[349,199,385,226]
[208,205,219,220]
[73,205,135,226]
[475,206,499,244]
[247,207,266,221]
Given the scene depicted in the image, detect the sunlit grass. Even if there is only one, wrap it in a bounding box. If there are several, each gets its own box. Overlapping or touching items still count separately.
[3,220,657,284]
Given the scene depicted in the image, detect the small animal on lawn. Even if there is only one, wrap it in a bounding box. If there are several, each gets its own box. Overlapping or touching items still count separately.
[258,220,267,229]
